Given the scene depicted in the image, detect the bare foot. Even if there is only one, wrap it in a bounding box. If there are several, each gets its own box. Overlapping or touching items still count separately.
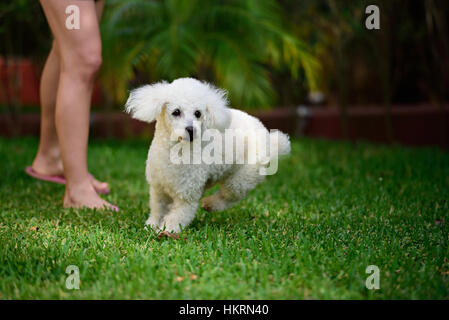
[63,182,118,211]
[32,150,109,193]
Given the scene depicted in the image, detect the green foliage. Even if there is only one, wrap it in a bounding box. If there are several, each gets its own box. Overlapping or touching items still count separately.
[3,0,447,109]
[283,0,449,105]
[1,137,448,299]
[0,0,50,59]
[100,0,319,109]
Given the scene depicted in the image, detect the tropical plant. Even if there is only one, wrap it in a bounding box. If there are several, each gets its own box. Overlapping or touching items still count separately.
[0,0,51,135]
[0,0,50,59]
[99,0,320,109]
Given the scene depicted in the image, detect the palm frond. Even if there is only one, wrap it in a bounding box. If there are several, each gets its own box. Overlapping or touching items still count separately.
[100,0,320,108]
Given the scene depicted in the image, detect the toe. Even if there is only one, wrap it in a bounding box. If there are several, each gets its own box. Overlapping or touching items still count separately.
[101,200,119,212]
[89,175,110,194]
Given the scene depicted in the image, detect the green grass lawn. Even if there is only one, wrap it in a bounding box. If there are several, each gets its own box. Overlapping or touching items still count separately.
[0,137,448,299]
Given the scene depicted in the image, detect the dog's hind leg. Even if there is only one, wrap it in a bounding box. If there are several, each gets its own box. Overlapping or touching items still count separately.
[201,165,264,212]
[146,185,171,231]
[201,184,238,212]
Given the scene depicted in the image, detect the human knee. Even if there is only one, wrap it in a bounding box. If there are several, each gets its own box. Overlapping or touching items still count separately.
[78,47,102,76]
[65,46,102,79]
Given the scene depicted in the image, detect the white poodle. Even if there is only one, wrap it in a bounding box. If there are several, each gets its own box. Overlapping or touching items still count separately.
[125,78,290,233]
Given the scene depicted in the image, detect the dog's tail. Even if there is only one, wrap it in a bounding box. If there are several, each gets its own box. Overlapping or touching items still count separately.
[271,130,291,157]
[256,130,291,167]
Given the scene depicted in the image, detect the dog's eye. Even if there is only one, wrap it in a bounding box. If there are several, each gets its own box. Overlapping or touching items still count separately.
[194,110,201,118]
[172,109,181,117]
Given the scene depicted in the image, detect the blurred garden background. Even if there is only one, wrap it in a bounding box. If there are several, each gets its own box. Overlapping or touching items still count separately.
[1,0,448,147]
[1,1,449,300]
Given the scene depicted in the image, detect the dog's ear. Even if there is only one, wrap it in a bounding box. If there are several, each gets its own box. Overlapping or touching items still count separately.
[125,82,170,123]
[204,84,231,132]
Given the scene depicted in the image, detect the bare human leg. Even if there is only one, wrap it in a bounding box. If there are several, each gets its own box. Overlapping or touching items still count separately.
[33,0,109,194]
[39,0,116,210]
[32,40,64,177]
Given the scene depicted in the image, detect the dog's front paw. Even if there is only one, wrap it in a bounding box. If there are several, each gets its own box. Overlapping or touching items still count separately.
[161,215,182,234]
[145,216,162,232]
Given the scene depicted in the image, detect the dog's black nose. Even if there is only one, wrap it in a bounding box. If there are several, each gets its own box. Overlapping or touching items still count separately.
[185,126,194,141]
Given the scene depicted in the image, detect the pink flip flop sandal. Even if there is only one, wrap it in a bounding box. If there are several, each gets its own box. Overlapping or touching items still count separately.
[25,166,110,195]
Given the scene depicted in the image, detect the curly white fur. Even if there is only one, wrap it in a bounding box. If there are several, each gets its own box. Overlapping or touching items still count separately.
[126,78,290,233]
